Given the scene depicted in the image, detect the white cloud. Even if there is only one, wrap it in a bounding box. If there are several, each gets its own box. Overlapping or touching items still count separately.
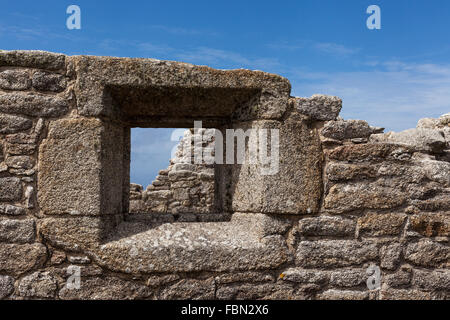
[173,46,281,70]
[290,61,450,131]
[97,41,281,70]
[149,25,219,37]
[267,40,359,58]
[313,42,360,57]
[137,42,175,55]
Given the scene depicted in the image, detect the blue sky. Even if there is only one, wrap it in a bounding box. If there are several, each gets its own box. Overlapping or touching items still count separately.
[1,1,449,186]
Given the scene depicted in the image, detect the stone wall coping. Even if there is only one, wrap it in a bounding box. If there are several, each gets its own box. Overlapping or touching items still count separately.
[92,213,291,274]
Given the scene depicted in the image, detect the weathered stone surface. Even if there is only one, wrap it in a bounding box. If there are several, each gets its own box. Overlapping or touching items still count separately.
[50,250,66,265]
[351,137,368,144]
[38,118,101,215]
[326,163,378,181]
[370,128,446,153]
[32,71,67,92]
[422,113,450,149]
[0,177,22,201]
[413,195,450,212]
[95,213,290,273]
[74,265,103,277]
[0,219,35,243]
[296,216,356,237]
[59,277,152,300]
[130,183,143,193]
[67,256,91,264]
[324,183,405,214]
[71,55,290,123]
[0,243,47,275]
[0,92,69,117]
[317,289,369,300]
[38,118,125,216]
[129,200,146,213]
[280,268,329,285]
[40,265,101,280]
[160,278,215,300]
[421,159,450,186]
[358,213,407,236]
[0,50,65,71]
[328,143,413,162]
[379,289,435,300]
[4,142,37,158]
[376,162,428,182]
[39,216,117,251]
[5,131,39,144]
[146,274,180,287]
[412,269,450,291]
[296,240,378,268]
[384,267,412,287]
[0,69,31,90]
[230,119,322,214]
[147,190,173,200]
[380,243,402,270]
[321,120,381,140]
[216,282,295,300]
[9,168,35,176]
[5,156,35,170]
[0,114,32,134]
[410,182,444,202]
[0,275,15,299]
[294,95,342,121]
[0,204,26,216]
[407,213,449,237]
[405,239,449,267]
[232,213,292,237]
[18,271,58,298]
[417,117,440,129]
[215,271,274,284]
[172,188,190,201]
[172,163,196,172]
[329,268,367,288]
[198,172,214,180]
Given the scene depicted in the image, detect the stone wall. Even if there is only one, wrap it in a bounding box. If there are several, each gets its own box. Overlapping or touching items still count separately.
[129,128,217,220]
[0,50,448,300]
